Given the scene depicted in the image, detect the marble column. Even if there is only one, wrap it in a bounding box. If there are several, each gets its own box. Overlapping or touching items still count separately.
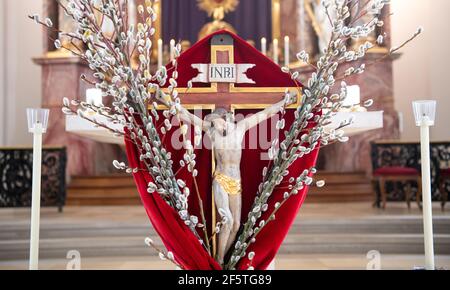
[42,0,59,53]
[280,0,299,52]
[279,0,321,65]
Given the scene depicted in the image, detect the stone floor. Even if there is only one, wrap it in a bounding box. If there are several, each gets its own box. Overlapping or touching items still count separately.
[1,202,449,270]
[2,254,450,270]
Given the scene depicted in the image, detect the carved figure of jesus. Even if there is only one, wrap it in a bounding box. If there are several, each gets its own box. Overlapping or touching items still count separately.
[177,98,290,265]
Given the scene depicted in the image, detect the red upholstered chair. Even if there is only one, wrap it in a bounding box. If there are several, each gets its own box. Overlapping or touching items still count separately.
[373,166,422,209]
[439,169,450,210]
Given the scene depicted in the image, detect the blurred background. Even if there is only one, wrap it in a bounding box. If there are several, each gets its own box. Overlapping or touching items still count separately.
[0,0,449,270]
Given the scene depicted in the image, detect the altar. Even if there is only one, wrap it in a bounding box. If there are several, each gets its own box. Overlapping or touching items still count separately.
[66,111,384,145]
[2,0,447,273]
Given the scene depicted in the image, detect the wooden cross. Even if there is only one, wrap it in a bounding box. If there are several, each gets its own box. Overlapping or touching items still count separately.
[158,33,301,257]
[172,34,300,111]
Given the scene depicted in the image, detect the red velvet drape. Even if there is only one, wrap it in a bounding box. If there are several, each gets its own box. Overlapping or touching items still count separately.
[235,109,319,269]
[125,109,319,270]
[162,30,300,90]
[124,31,320,270]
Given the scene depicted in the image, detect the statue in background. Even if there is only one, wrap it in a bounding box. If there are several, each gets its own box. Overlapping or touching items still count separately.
[351,0,379,48]
[304,0,335,53]
[52,0,115,57]
[197,0,238,40]
[43,0,81,57]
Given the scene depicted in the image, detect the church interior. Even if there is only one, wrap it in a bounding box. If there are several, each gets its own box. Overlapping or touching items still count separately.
[0,0,449,270]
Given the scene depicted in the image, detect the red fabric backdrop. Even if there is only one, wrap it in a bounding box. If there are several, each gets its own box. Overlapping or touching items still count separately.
[163,30,299,90]
[124,31,320,270]
[235,109,319,269]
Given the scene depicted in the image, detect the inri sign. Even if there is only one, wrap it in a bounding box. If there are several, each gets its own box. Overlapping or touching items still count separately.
[190,63,256,84]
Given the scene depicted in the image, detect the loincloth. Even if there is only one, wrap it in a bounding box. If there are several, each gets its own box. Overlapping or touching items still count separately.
[214,172,242,196]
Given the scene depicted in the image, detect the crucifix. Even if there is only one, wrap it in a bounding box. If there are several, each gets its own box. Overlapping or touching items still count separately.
[161,33,301,265]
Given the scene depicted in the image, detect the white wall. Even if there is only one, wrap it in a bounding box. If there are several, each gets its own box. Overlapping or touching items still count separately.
[391,0,450,141]
[0,0,43,147]
[0,1,6,145]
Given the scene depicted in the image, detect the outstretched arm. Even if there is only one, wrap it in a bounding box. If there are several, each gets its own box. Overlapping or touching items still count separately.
[177,106,210,131]
[237,94,296,131]
[154,92,210,131]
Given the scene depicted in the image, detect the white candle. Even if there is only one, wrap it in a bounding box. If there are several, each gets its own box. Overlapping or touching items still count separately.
[158,38,163,68]
[273,38,279,65]
[170,39,176,61]
[420,123,435,270]
[413,100,437,270]
[26,108,49,270]
[86,88,103,107]
[29,123,43,270]
[284,36,290,67]
[261,37,267,55]
[343,85,361,107]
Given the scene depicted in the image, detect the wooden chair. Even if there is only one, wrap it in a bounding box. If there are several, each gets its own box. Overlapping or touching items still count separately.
[373,167,422,210]
[439,168,450,210]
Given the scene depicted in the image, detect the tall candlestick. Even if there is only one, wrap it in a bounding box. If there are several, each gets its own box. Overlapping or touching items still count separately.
[26,108,49,270]
[261,37,267,55]
[158,39,163,68]
[273,38,279,65]
[170,39,175,61]
[413,100,437,270]
[420,122,435,270]
[284,36,290,68]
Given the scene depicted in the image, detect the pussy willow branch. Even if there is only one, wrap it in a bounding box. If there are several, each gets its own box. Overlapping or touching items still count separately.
[162,76,212,254]
[38,0,207,249]
[145,237,185,270]
[226,0,419,269]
